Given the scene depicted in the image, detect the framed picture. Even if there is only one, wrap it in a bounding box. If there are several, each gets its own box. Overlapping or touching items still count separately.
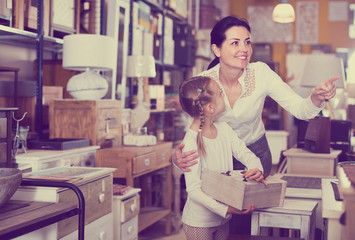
[51,0,77,36]
[0,0,11,24]
[350,4,355,39]
[107,0,130,107]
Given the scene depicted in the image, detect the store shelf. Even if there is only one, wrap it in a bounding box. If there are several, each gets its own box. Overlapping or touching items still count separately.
[138,207,170,232]
[0,25,63,52]
[150,108,175,113]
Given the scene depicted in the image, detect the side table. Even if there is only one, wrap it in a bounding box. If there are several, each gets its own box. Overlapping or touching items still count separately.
[96,141,173,234]
[273,173,335,233]
[251,198,318,240]
[283,148,341,176]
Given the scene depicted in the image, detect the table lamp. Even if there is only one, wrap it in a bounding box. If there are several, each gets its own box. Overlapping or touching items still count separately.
[126,55,156,133]
[300,54,346,119]
[63,34,115,100]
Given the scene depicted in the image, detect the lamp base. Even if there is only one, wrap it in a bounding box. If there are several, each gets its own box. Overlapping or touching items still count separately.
[130,105,150,133]
[67,69,108,100]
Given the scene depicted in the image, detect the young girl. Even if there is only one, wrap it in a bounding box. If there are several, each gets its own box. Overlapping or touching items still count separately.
[179,76,266,240]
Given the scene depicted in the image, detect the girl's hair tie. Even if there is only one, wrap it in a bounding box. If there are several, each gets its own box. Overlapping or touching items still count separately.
[197,87,205,95]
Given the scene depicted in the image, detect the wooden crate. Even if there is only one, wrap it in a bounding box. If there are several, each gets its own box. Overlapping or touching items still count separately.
[49,99,122,148]
[202,169,287,210]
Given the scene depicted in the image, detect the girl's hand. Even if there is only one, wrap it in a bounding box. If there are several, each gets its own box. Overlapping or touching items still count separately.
[311,76,339,107]
[243,168,268,186]
[172,143,199,172]
[227,204,256,215]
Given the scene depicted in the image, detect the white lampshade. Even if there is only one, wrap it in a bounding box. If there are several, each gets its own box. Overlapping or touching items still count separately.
[63,34,115,71]
[126,55,156,78]
[62,34,115,100]
[346,82,355,98]
[300,55,345,88]
[272,0,296,23]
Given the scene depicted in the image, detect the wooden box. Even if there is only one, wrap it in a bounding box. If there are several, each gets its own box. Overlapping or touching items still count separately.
[201,169,287,210]
[49,99,122,148]
[283,148,341,176]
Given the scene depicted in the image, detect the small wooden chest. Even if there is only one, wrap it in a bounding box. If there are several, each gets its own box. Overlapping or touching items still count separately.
[49,99,122,148]
[202,169,287,210]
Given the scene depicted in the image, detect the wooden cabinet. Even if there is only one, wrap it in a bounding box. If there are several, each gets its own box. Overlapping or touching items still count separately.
[12,167,115,240]
[113,188,141,240]
[96,141,173,234]
[49,99,122,148]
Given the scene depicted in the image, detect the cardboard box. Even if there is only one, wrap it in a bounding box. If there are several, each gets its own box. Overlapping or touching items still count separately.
[202,169,287,210]
[149,85,165,110]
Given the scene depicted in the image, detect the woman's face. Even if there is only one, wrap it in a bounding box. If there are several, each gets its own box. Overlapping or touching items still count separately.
[209,80,225,116]
[212,26,252,70]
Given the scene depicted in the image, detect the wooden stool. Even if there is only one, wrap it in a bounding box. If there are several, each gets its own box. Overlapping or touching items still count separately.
[251,199,318,240]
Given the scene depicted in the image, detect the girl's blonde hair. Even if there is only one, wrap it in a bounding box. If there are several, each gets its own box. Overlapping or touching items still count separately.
[179,76,215,157]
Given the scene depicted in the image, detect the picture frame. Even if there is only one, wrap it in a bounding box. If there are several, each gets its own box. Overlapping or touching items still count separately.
[50,0,78,36]
[350,4,355,39]
[107,0,130,107]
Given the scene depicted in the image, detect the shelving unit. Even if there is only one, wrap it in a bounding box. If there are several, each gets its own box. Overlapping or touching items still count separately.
[124,0,192,145]
[127,0,192,103]
[0,0,105,137]
[0,25,63,52]
[0,1,53,138]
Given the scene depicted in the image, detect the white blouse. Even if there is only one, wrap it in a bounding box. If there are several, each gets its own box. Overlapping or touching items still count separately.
[198,61,324,145]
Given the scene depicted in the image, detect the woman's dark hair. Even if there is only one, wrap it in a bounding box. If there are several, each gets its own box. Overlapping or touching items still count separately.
[179,76,215,157]
[208,16,251,69]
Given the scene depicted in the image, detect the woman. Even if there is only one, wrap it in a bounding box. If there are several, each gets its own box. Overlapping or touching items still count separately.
[173,15,338,176]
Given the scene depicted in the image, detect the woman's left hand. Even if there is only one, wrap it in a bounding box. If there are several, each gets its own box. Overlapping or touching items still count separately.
[243,169,268,186]
[311,76,339,107]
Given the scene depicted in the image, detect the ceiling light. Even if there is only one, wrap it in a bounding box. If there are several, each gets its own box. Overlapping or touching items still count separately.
[272,0,295,23]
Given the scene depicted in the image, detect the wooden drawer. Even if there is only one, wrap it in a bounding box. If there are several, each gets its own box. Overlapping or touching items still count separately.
[133,152,157,174]
[120,194,140,222]
[121,217,138,240]
[58,176,113,238]
[155,143,173,166]
[97,107,121,130]
[97,128,122,147]
[60,213,113,240]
